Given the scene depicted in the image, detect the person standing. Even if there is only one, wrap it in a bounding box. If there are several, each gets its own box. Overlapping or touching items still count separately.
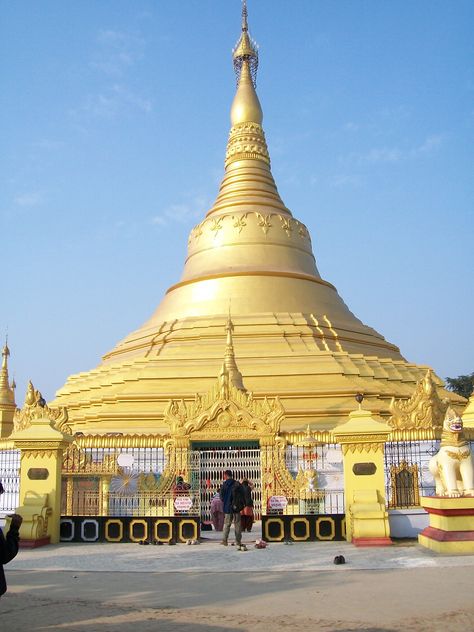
[219,470,245,549]
[210,492,225,531]
[240,479,254,532]
[0,480,22,597]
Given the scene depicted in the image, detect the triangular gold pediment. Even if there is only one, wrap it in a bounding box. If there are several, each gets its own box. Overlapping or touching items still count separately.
[164,377,284,440]
[388,369,448,430]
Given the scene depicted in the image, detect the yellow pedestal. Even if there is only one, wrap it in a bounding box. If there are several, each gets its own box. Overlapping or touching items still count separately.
[12,415,73,545]
[418,496,474,554]
[333,407,391,545]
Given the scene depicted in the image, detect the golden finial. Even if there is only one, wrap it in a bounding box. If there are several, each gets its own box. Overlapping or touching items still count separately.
[242,0,248,31]
[233,0,259,86]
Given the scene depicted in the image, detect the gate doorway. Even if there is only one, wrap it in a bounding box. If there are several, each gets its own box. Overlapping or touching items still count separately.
[192,441,262,523]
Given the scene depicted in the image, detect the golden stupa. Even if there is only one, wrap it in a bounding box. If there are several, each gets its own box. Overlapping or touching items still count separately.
[52,3,461,433]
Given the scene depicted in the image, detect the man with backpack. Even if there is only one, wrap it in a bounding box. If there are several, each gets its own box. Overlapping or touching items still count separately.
[219,470,246,550]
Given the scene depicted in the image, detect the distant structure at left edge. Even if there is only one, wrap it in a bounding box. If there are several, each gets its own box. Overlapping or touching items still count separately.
[2,2,473,551]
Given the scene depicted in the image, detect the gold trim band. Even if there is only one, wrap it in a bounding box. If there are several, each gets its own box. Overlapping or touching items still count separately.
[166,270,337,294]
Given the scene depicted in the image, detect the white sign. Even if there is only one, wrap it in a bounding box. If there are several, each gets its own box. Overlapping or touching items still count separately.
[174,496,193,511]
[117,453,135,468]
[268,495,288,510]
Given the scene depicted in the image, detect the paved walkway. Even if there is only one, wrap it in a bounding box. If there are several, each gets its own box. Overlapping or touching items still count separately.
[7,534,474,573]
[3,535,474,631]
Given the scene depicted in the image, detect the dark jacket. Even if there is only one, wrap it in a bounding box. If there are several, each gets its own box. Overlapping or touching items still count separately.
[220,479,246,514]
[0,523,20,596]
[220,478,236,514]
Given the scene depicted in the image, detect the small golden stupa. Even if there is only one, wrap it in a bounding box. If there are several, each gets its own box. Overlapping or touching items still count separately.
[51,3,461,433]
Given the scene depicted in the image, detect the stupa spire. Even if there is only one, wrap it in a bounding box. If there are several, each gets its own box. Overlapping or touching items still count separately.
[0,337,16,438]
[219,315,246,393]
[232,0,259,86]
[0,338,15,406]
[95,3,406,383]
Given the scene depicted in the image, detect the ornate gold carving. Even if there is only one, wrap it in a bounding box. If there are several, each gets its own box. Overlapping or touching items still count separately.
[225,122,270,167]
[189,212,310,243]
[62,444,119,475]
[388,370,448,430]
[164,379,284,441]
[445,449,470,461]
[389,460,420,507]
[341,439,385,455]
[75,434,167,449]
[388,428,438,442]
[256,212,272,235]
[260,441,298,502]
[279,216,293,237]
[295,468,321,500]
[233,214,248,233]
[210,217,223,236]
[14,380,71,434]
[19,493,52,540]
[20,448,56,458]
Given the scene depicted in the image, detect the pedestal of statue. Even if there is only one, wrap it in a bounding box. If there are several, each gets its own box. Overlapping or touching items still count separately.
[418,496,474,554]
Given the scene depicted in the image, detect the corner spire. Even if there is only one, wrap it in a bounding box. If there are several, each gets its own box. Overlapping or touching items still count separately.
[0,337,15,407]
[219,315,246,393]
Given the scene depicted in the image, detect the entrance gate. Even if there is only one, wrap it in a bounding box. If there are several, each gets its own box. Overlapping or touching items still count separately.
[193,442,262,522]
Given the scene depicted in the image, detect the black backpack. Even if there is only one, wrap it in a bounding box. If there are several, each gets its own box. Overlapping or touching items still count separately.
[231,482,246,513]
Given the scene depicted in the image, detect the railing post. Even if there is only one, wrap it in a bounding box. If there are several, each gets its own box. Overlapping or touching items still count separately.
[11,415,73,546]
[100,475,111,517]
[333,405,391,546]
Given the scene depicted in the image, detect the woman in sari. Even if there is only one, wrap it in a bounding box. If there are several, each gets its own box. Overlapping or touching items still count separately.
[210,492,224,531]
[240,479,254,532]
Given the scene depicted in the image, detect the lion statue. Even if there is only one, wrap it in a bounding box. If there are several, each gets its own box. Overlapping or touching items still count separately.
[429,407,474,497]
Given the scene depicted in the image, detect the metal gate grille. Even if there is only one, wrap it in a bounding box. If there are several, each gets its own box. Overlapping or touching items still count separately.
[195,445,262,522]
[384,440,439,508]
[0,449,20,515]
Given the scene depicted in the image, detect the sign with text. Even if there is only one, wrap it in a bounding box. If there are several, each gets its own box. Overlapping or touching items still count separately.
[268,495,288,510]
[174,496,193,512]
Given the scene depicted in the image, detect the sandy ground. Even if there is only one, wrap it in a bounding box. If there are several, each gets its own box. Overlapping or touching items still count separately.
[1,535,474,631]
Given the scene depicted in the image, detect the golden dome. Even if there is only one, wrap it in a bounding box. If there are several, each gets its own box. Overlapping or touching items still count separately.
[52,5,462,432]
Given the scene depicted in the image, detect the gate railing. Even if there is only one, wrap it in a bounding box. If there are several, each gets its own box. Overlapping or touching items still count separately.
[384,439,439,509]
[266,489,345,516]
[65,490,201,517]
[61,443,201,518]
[0,446,20,515]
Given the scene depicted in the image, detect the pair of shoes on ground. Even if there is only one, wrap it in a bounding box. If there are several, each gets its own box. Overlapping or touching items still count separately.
[220,541,247,551]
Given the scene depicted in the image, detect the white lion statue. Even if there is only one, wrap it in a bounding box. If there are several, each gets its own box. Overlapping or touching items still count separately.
[429,407,474,497]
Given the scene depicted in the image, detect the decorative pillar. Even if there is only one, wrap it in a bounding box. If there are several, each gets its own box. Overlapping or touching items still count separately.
[100,475,112,517]
[259,435,277,511]
[12,414,73,546]
[333,402,391,546]
[0,341,16,438]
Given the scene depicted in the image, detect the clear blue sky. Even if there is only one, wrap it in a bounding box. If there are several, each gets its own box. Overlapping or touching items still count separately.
[1,1,473,402]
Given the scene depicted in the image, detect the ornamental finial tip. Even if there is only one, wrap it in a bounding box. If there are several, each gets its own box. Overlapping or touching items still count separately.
[242,0,248,32]
[233,0,258,86]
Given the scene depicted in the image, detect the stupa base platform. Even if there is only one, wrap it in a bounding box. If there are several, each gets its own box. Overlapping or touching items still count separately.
[418,496,474,554]
[352,537,392,547]
[19,536,51,549]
